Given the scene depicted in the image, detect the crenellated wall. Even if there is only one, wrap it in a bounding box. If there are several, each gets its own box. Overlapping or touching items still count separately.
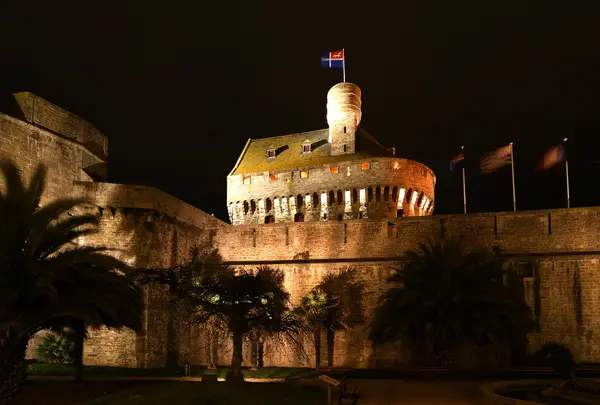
[210,207,600,367]
[227,157,436,225]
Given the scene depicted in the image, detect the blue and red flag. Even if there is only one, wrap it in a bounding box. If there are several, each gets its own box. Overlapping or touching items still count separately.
[321,50,344,68]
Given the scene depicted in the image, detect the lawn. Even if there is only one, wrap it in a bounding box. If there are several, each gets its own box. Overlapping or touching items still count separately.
[27,363,319,379]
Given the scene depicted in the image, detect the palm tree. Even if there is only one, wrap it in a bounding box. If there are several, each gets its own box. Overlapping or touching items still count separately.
[317,268,364,367]
[193,266,298,382]
[295,289,329,369]
[0,159,143,404]
[369,238,535,367]
[296,269,365,369]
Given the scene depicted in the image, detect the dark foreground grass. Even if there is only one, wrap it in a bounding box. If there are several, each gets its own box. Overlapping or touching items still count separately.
[80,381,327,405]
[28,363,319,379]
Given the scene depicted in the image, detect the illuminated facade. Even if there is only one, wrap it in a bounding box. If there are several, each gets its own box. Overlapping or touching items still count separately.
[226,83,436,225]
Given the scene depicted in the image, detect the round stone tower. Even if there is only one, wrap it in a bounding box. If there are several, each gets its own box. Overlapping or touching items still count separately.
[327,83,362,156]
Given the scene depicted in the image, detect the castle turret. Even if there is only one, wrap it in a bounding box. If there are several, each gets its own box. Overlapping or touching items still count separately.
[327,82,362,156]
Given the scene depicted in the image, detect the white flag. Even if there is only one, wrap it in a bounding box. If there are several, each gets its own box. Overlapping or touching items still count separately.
[480,144,512,174]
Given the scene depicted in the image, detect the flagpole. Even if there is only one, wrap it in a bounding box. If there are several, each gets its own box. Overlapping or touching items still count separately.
[461,145,467,214]
[510,142,516,211]
[342,48,346,83]
[564,137,570,208]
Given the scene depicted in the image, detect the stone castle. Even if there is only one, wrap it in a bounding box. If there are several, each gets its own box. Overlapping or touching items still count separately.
[1,84,599,369]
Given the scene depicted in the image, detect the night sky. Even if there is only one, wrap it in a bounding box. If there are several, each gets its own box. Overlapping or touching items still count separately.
[1,1,599,221]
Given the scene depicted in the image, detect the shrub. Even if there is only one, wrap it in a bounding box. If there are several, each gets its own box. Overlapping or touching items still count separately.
[34,331,75,364]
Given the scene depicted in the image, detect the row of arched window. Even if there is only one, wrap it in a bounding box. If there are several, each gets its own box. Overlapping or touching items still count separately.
[228,185,434,222]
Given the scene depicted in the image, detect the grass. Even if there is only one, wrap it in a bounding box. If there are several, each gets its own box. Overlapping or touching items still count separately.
[79,381,327,405]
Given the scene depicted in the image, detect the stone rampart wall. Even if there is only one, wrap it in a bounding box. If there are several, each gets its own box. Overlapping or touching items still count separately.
[0,113,102,204]
[12,92,108,158]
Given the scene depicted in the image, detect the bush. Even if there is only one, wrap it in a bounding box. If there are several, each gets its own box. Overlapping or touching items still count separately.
[34,331,74,364]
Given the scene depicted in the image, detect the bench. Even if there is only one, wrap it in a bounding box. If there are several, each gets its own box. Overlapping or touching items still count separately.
[337,377,359,405]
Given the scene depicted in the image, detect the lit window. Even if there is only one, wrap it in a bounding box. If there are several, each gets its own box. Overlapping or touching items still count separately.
[267,149,276,158]
[302,141,311,153]
[361,162,370,170]
[269,173,277,181]
[330,166,339,174]
[392,161,400,169]
[398,187,406,207]
[243,175,251,184]
[359,188,366,204]
[300,170,308,178]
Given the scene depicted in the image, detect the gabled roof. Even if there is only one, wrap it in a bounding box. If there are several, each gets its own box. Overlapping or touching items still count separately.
[229,127,394,175]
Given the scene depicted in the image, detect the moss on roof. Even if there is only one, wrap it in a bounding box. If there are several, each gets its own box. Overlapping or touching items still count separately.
[230,128,394,175]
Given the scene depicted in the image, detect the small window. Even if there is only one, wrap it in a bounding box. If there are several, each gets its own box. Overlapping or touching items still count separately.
[343,126,347,133]
[300,170,308,178]
[392,161,400,170]
[294,213,304,222]
[302,143,311,153]
[267,149,276,158]
[264,215,275,224]
[330,166,339,174]
[361,162,370,171]
[343,144,347,152]
[243,175,251,184]
[269,173,277,181]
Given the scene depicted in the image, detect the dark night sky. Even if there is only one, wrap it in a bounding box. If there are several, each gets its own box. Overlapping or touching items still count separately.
[1,1,600,221]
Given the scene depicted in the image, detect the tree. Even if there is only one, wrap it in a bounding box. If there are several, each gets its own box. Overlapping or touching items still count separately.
[369,238,535,367]
[193,266,299,382]
[0,159,143,404]
[295,269,365,369]
[295,289,329,369]
[317,268,364,367]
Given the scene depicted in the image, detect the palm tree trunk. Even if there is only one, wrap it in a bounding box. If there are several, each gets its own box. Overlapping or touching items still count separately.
[227,329,244,383]
[205,326,215,369]
[257,340,264,369]
[72,321,86,382]
[0,340,27,405]
[326,329,335,367]
[314,328,321,370]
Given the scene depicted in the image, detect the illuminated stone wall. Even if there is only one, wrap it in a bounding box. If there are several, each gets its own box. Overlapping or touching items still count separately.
[212,207,600,367]
[227,157,435,225]
[0,112,104,204]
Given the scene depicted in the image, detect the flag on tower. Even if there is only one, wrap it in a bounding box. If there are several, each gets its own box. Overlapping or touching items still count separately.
[321,50,344,68]
[480,144,513,174]
[537,143,566,171]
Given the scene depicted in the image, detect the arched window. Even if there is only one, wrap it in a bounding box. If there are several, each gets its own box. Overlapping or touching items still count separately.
[376,186,381,202]
[406,189,413,204]
[368,187,373,202]
[352,188,358,204]
[294,212,304,222]
[266,198,272,212]
[243,201,249,214]
[297,194,303,209]
[384,186,390,201]
[250,200,256,214]
[329,190,335,206]
[337,190,343,205]
[417,192,424,207]
[392,187,398,202]
[313,192,319,206]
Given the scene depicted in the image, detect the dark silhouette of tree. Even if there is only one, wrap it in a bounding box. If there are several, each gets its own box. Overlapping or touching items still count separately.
[193,266,300,382]
[296,268,365,369]
[295,289,329,369]
[317,268,365,367]
[0,159,143,404]
[369,238,535,366]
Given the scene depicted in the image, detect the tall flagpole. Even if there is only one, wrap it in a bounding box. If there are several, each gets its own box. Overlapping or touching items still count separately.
[461,145,467,214]
[510,142,516,211]
[564,137,570,208]
[342,48,346,82]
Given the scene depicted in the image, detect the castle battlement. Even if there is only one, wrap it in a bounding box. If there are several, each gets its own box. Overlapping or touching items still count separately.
[215,206,600,263]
